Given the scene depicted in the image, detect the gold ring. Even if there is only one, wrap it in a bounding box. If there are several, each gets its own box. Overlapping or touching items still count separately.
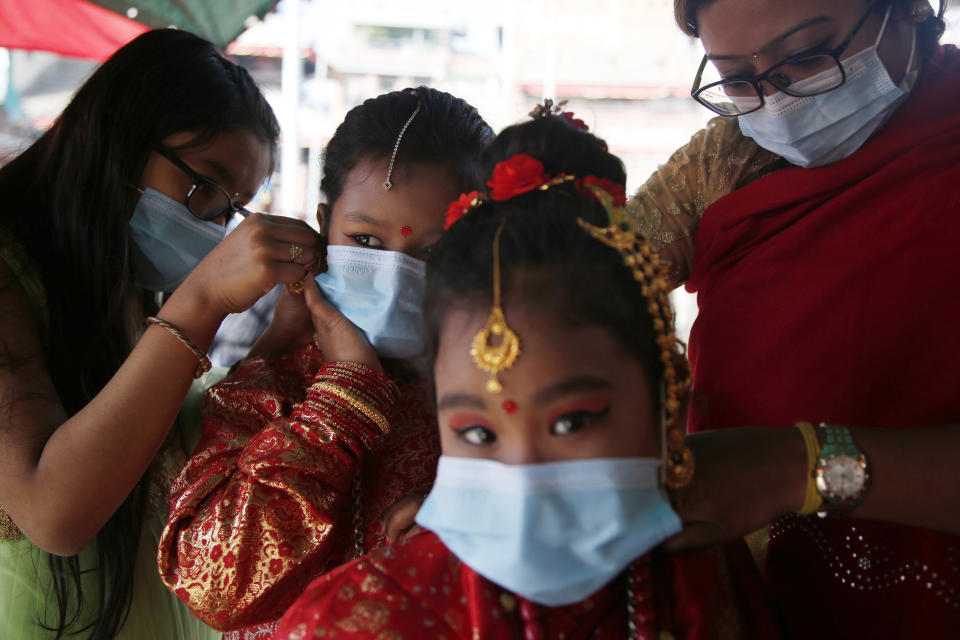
[289,244,303,263]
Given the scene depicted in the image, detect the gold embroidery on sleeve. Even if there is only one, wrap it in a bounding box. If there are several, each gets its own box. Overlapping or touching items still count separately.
[627,117,785,284]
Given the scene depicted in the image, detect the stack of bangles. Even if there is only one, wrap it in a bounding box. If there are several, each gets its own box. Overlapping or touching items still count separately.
[146,316,211,379]
[306,362,398,449]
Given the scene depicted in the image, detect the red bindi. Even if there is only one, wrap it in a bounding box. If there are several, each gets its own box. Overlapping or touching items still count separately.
[400,225,412,237]
[501,399,518,414]
[751,51,759,59]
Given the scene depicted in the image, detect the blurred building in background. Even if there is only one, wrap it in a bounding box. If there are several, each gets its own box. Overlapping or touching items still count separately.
[229,0,712,217]
[2,0,957,341]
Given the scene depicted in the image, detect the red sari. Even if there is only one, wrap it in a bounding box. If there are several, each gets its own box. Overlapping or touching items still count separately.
[272,531,782,640]
[157,345,440,636]
[686,45,960,638]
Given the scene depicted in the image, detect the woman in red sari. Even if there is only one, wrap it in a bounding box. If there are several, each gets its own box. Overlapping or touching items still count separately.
[157,88,493,639]
[273,114,783,640]
[627,0,960,637]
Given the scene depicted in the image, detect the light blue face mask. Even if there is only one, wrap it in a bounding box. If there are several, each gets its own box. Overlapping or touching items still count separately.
[128,187,226,292]
[738,4,918,168]
[314,245,427,359]
[415,456,683,607]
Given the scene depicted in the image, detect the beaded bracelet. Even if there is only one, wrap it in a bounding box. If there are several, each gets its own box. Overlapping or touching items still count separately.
[794,421,824,515]
[146,316,211,379]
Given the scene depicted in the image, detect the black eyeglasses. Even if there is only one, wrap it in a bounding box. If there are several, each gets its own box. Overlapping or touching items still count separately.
[156,147,251,221]
[691,0,882,116]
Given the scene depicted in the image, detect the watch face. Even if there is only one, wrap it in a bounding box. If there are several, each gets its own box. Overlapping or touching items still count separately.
[821,455,867,499]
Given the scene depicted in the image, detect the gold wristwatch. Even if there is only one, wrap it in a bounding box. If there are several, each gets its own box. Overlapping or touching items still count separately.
[815,424,870,516]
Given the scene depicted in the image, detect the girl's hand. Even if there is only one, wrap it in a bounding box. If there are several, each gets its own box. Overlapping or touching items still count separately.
[246,285,316,359]
[663,427,807,551]
[382,494,425,544]
[178,213,321,319]
[303,276,382,372]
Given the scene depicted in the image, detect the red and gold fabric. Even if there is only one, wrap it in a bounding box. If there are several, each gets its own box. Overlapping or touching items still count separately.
[685,45,960,637]
[157,345,440,632]
[272,530,782,640]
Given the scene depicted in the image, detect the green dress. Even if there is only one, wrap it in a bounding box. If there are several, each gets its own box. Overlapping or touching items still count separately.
[0,232,223,640]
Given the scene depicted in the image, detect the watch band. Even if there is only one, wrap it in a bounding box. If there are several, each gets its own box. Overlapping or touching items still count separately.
[794,422,824,515]
[815,424,870,516]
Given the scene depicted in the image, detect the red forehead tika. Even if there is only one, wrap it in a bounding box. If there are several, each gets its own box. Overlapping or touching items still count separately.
[752,51,759,59]
[400,225,412,237]
[501,399,518,414]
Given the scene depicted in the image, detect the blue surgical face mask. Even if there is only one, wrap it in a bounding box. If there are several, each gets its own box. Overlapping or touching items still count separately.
[314,245,427,359]
[738,5,918,168]
[128,187,226,292]
[415,456,682,607]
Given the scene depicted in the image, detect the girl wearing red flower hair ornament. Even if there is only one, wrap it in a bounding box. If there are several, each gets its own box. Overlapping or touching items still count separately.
[273,115,783,640]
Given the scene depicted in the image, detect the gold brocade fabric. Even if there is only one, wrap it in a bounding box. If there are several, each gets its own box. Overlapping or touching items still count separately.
[271,531,780,639]
[158,346,440,633]
[626,116,787,288]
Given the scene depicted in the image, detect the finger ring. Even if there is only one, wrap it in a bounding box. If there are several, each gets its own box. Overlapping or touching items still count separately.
[289,243,303,263]
[288,281,304,294]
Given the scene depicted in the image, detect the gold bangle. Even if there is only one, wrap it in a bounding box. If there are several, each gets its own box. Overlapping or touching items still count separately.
[794,421,823,515]
[146,316,212,380]
[312,381,390,434]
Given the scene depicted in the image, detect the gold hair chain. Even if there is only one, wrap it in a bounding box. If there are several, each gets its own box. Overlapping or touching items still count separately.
[577,184,694,489]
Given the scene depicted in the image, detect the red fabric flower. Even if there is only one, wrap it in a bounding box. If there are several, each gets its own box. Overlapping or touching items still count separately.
[487,154,547,201]
[562,111,588,131]
[580,175,627,206]
[444,190,479,230]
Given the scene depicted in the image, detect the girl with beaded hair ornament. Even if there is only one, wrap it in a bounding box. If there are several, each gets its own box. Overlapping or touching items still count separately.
[272,113,783,640]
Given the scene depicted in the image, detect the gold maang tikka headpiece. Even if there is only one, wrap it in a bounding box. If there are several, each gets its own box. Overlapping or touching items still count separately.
[470,218,521,393]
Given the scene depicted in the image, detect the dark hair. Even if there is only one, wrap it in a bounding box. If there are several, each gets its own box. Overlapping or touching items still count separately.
[0,29,278,639]
[319,86,493,225]
[675,0,948,60]
[425,116,664,404]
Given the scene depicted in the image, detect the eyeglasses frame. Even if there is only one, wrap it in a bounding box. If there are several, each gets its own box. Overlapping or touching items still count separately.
[690,0,884,116]
[156,146,251,221]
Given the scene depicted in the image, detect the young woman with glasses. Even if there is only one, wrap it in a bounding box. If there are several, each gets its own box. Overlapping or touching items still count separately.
[628,0,959,637]
[0,29,318,639]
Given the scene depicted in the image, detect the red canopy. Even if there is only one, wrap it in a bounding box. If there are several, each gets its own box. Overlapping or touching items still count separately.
[0,0,147,61]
